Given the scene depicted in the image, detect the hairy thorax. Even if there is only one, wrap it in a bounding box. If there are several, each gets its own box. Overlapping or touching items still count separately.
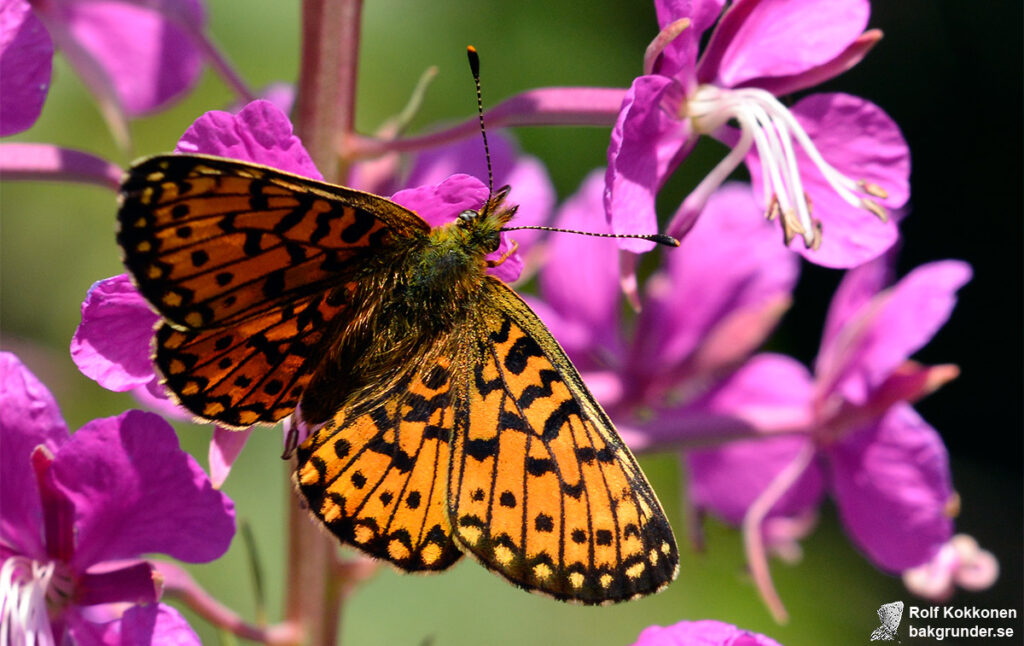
[300,216,504,424]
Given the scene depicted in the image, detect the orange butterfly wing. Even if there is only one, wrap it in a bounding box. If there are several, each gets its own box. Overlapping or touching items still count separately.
[447,278,678,603]
[295,357,463,571]
[117,155,428,425]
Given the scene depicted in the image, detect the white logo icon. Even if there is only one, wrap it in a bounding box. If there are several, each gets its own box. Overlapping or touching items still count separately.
[871,601,904,642]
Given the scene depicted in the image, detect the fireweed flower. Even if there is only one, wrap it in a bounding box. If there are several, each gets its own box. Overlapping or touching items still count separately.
[0,352,234,644]
[684,253,971,619]
[607,0,909,267]
[0,0,211,144]
[529,174,798,442]
[631,619,783,646]
[902,534,998,602]
[73,99,553,482]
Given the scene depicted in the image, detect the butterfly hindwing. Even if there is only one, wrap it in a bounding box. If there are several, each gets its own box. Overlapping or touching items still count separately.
[118,154,428,330]
[295,357,463,571]
[156,289,350,426]
[447,278,679,604]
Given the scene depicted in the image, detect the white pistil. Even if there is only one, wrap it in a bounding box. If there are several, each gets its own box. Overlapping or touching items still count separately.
[687,85,887,248]
[0,557,57,646]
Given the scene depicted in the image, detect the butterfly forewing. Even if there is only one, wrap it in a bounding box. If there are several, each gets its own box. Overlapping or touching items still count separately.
[447,279,678,603]
[118,154,428,426]
[117,154,427,330]
[296,357,463,571]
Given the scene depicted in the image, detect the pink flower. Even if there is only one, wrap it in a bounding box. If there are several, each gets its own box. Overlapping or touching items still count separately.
[606,0,909,267]
[0,0,206,137]
[73,99,553,483]
[632,619,783,646]
[0,352,234,644]
[531,175,798,444]
[902,534,999,602]
[685,252,970,619]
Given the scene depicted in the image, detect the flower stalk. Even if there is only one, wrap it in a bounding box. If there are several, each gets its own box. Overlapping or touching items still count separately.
[284,2,365,643]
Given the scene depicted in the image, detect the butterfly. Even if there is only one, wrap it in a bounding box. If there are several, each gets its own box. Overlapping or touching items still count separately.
[870,601,904,642]
[117,153,679,604]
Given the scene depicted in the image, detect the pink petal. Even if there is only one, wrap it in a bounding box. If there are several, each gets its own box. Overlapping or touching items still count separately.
[655,0,724,35]
[208,425,253,488]
[71,275,160,392]
[175,99,321,180]
[50,410,235,570]
[132,380,191,422]
[699,353,816,430]
[706,0,869,88]
[828,404,954,572]
[749,29,882,97]
[826,260,971,404]
[632,619,783,646]
[651,0,710,82]
[688,434,824,526]
[391,173,488,228]
[405,132,555,250]
[76,560,159,605]
[52,0,205,116]
[118,604,200,646]
[69,603,201,646]
[0,352,68,559]
[818,248,896,365]
[538,169,623,354]
[390,174,522,282]
[686,354,823,524]
[633,183,798,369]
[605,74,690,253]
[0,0,52,135]
[746,93,909,268]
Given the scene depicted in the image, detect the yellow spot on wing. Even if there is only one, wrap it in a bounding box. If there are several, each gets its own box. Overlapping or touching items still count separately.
[493,545,514,566]
[460,526,481,546]
[421,544,442,566]
[354,525,374,544]
[388,539,411,561]
[203,402,225,417]
[532,563,552,581]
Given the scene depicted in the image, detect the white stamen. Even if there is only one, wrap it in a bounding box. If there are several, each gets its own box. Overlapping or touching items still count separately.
[0,557,57,646]
[687,85,886,247]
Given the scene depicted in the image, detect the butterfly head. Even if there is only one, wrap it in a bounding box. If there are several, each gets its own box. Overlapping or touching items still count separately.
[455,184,517,255]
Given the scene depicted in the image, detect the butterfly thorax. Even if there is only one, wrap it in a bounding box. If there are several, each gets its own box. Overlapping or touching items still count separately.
[299,198,516,424]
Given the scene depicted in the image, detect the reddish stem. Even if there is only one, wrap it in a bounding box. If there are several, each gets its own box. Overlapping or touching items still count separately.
[286,3,364,643]
[156,561,300,644]
[295,0,363,182]
[347,86,627,159]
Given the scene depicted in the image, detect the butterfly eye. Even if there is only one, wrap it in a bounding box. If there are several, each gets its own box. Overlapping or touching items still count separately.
[457,210,478,224]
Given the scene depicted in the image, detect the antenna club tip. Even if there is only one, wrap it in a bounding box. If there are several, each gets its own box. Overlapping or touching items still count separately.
[467,46,481,76]
[653,233,680,247]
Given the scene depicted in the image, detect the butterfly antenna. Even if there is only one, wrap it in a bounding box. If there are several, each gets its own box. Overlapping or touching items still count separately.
[500,225,680,247]
[467,45,494,198]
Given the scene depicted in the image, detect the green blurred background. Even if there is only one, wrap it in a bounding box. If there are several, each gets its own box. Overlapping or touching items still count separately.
[2,1,1020,644]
